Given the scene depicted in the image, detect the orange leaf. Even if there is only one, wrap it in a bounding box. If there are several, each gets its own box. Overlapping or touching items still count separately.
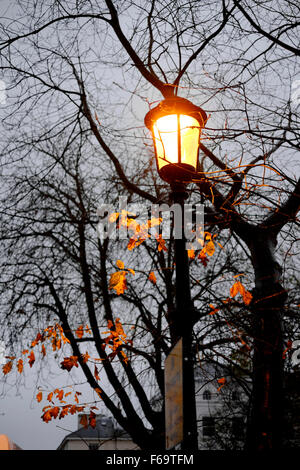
[109,271,127,295]
[208,304,220,315]
[82,351,90,363]
[28,351,35,368]
[47,392,54,403]
[80,414,88,429]
[2,361,13,375]
[17,359,23,374]
[89,411,97,429]
[74,391,81,404]
[148,271,157,284]
[36,392,43,403]
[242,290,253,306]
[206,240,215,256]
[59,406,70,419]
[155,234,167,252]
[60,356,78,372]
[31,332,43,348]
[217,377,226,392]
[187,249,195,260]
[56,389,64,401]
[94,365,100,381]
[75,325,84,339]
[41,344,46,357]
[230,281,252,305]
[116,259,125,270]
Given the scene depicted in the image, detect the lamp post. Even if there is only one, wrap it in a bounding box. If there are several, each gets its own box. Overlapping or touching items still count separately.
[145,97,207,450]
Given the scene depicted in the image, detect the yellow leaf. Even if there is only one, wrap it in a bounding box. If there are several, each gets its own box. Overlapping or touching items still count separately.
[116,260,125,270]
[187,249,195,259]
[206,240,215,256]
[109,271,127,295]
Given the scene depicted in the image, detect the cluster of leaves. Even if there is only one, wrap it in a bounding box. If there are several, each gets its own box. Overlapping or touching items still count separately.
[102,317,133,364]
[2,318,131,424]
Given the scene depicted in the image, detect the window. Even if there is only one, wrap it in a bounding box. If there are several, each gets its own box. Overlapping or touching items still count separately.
[203,390,211,400]
[202,417,215,437]
[231,391,239,401]
[88,443,99,450]
[232,417,244,438]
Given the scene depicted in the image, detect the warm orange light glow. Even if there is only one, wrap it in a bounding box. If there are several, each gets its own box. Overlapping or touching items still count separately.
[144,97,207,182]
[153,114,200,173]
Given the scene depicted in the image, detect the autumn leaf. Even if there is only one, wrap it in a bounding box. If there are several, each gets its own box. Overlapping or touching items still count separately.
[217,377,226,392]
[148,271,157,284]
[230,281,252,305]
[206,240,215,256]
[60,356,79,372]
[116,259,125,270]
[80,414,88,429]
[242,290,253,306]
[94,365,100,381]
[198,250,208,267]
[17,359,23,374]
[28,351,35,368]
[59,406,70,420]
[187,249,195,260]
[85,325,92,335]
[74,391,81,404]
[109,271,127,295]
[31,332,43,348]
[155,233,167,252]
[36,391,43,403]
[56,389,64,401]
[2,361,13,375]
[95,388,102,398]
[82,351,90,363]
[41,344,46,358]
[89,411,97,429]
[47,392,54,403]
[75,325,84,339]
[208,304,220,315]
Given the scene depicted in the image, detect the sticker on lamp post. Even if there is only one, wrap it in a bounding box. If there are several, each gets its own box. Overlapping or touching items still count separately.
[164,338,183,450]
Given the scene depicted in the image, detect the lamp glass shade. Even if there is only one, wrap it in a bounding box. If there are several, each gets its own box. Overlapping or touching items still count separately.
[152,114,200,181]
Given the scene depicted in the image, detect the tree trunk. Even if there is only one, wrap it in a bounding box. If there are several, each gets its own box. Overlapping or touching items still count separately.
[246,234,287,450]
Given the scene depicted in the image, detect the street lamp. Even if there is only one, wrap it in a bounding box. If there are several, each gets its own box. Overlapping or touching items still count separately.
[144,96,207,183]
[145,97,207,451]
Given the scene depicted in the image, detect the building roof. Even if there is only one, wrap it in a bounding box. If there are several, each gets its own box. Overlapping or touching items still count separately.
[57,415,131,449]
